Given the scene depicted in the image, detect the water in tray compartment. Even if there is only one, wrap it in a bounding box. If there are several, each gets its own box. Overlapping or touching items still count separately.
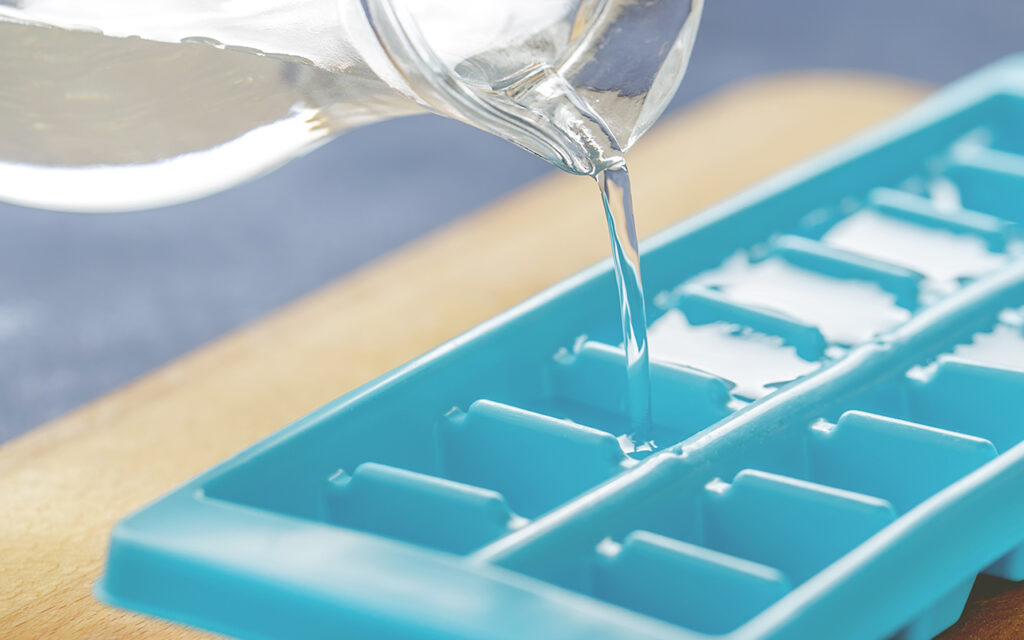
[691,252,910,345]
[909,309,1024,378]
[821,207,1006,287]
[947,320,1024,372]
[647,309,817,399]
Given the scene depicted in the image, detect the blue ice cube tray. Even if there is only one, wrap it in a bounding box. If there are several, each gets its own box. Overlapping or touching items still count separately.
[99,57,1024,640]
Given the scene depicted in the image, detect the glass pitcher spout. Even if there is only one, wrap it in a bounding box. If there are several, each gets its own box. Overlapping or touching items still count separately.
[364,0,702,176]
[0,0,702,211]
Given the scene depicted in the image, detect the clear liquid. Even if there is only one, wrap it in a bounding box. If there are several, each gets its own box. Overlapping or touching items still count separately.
[821,207,1006,286]
[490,64,655,444]
[0,1,701,210]
[0,16,421,211]
[647,309,818,399]
[692,253,910,346]
[597,166,653,445]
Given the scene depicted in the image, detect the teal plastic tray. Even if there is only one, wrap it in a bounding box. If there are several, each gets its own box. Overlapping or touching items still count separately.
[99,57,1024,640]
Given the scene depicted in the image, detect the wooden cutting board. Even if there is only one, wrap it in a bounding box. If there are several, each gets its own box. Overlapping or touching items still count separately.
[3,72,1012,639]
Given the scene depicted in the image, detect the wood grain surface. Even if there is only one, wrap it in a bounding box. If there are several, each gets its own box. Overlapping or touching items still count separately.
[4,72,1009,639]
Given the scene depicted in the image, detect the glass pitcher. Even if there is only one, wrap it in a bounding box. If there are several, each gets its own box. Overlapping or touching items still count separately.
[0,0,703,211]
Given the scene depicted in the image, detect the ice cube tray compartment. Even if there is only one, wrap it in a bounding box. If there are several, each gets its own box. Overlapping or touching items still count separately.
[99,58,1024,640]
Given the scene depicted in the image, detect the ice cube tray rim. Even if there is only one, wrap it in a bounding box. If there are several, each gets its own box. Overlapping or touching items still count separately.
[97,55,1024,640]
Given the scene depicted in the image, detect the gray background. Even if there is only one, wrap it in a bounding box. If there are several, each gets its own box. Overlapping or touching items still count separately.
[2,0,1023,443]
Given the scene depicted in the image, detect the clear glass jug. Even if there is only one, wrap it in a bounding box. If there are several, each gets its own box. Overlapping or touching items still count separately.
[0,0,703,211]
